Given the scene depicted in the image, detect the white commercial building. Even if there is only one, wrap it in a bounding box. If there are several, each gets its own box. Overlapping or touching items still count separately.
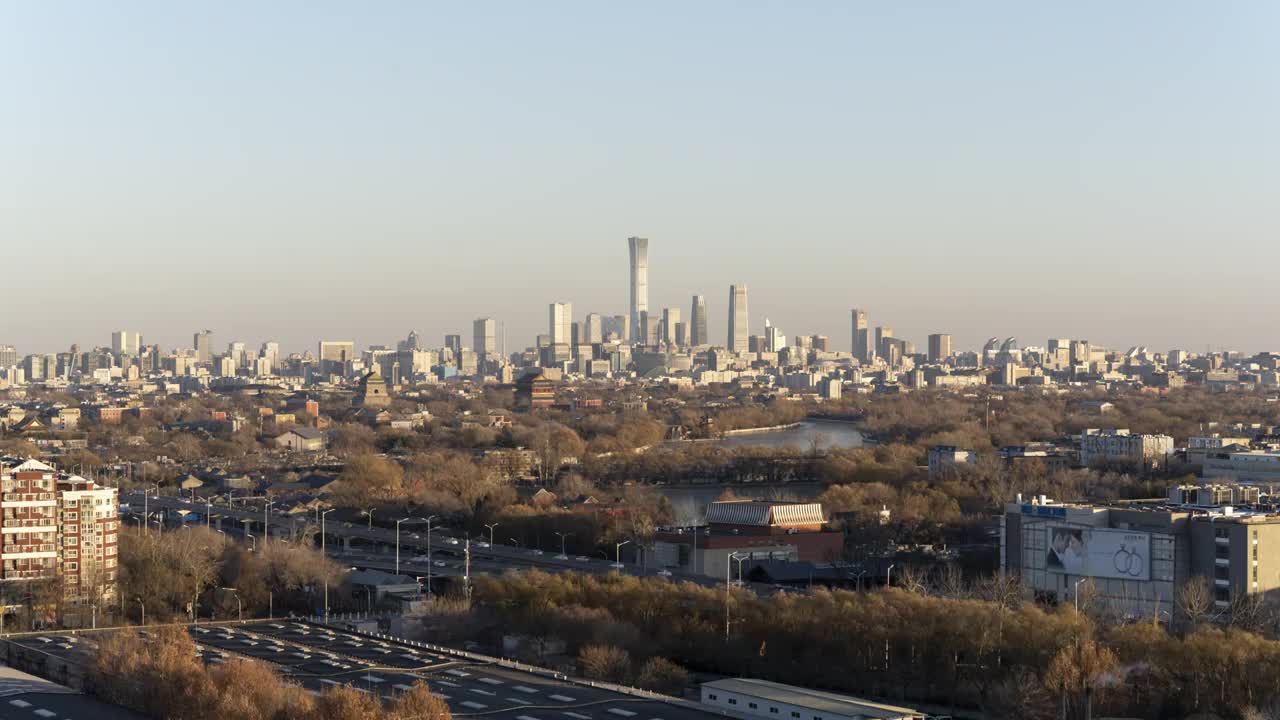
[701,678,923,720]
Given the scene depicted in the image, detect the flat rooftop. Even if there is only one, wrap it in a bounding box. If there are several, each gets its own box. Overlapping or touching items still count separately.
[702,678,921,720]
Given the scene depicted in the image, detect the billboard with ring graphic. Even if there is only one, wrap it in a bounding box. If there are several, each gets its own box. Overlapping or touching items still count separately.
[1046,526,1150,581]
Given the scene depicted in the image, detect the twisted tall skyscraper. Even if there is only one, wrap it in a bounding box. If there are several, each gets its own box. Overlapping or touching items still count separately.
[628,237,649,344]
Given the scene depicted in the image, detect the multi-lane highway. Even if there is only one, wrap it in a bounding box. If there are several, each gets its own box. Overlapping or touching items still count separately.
[123,491,692,583]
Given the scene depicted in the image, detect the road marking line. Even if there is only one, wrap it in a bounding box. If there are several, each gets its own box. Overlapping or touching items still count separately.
[462,701,488,710]
[517,715,542,720]
[607,710,637,717]
[513,685,539,693]
[550,695,576,702]
[470,689,496,696]
[507,697,532,704]
[438,680,461,688]
[8,700,31,708]
[478,677,504,685]
[565,712,591,719]
[34,710,56,718]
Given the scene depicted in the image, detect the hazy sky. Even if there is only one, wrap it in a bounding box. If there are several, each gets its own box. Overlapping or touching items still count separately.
[4,2,1277,356]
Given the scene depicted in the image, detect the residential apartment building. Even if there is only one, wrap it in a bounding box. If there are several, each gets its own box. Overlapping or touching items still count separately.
[1080,429,1174,468]
[56,475,119,601]
[0,458,59,582]
[0,458,118,601]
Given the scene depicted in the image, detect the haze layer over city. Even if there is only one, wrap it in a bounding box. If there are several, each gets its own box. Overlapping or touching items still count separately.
[6,3,1279,354]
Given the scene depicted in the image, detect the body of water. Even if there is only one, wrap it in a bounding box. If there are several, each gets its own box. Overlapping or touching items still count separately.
[654,419,863,522]
[712,418,866,451]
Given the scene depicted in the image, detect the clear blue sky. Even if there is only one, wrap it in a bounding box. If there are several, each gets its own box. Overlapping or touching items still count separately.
[4,2,1277,355]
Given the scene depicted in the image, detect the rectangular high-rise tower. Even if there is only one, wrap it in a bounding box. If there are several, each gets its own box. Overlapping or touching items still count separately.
[851,309,870,362]
[549,302,573,346]
[928,333,953,362]
[728,285,749,354]
[628,237,649,344]
[111,331,142,356]
[473,318,497,356]
[875,326,894,359]
[661,307,681,346]
[585,313,603,344]
[690,295,708,347]
[193,330,213,364]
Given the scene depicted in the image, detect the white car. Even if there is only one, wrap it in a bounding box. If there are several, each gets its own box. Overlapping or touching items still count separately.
[412,555,430,563]
[529,549,544,556]
[445,538,460,546]
[574,556,589,562]
[657,569,673,577]
[433,560,448,568]
[475,541,491,548]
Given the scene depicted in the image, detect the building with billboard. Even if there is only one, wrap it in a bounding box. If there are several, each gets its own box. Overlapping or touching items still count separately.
[1002,491,1280,620]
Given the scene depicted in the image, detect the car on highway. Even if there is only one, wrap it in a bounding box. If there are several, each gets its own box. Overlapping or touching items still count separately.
[529,549,544,556]
[433,560,447,567]
[412,554,430,563]
[656,569,673,577]
[444,538,460,545]
[475,541,490,548]
[574,556,589,562]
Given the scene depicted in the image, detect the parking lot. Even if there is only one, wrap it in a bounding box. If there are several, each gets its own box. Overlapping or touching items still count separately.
[193,622,722,720]
[2,621,724,720]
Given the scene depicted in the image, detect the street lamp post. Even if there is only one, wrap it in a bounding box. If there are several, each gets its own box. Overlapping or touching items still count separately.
[425,515,439,599]
[264,495,273,541]
[725,552,748,640]
[246,533,256,552]
[320,509,336,556]
[364,508,374,530]
[484,523,499,546]
[886,564,896,588]
[1074,578,1088,612]
[143,483,160,536]
[395,516,423,576]
[229,589,242,621]
[613,540,631,569]
[554,532,572,558]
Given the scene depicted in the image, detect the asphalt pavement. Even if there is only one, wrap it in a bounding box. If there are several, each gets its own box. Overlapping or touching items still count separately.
[0,665,143,720]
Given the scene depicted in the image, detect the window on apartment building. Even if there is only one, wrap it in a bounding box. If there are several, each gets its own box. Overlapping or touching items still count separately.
[1215,527,1230,539]
[106,559,116,568]
[1216,545,1230,560]
[66,562,77,571]
[1215,587,1230,603]
[791,713,800,718]
[728,699,737,705]
[748,703,758,709]
[65,537,77,546]
[770,708,779,714]
[708,695,717,701]
[1215,566,1230,580]
[66,550,78,559]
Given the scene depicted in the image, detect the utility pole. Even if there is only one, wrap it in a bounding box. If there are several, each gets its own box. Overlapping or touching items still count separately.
[464,539,472,600]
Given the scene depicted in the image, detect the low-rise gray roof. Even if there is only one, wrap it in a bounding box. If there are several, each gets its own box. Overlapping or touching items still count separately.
[701,678,922,720]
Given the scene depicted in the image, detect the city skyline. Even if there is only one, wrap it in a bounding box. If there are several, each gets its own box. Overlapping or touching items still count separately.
[5,3,1278,353]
